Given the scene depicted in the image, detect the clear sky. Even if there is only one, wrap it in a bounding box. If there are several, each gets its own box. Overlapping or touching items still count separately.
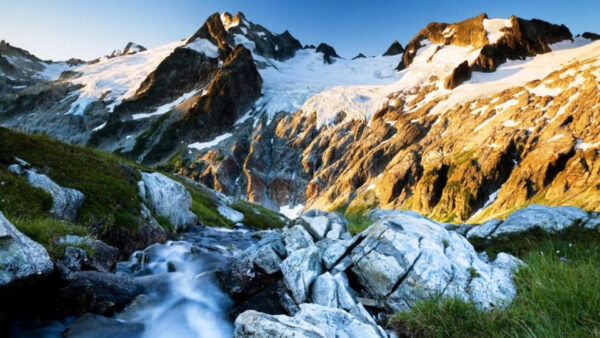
[1,0,598,61]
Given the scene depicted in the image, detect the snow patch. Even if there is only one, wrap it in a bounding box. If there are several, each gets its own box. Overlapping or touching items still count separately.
[132,88,202,120]
[188,133,233,151]
[92,122,107,132]
[483,18,512,44]
[185,39,220,58]
[279,204,304,219]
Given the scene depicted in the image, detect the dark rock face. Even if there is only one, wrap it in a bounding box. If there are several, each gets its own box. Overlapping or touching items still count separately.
[397,14,572,73]
[472,17,572,72]
[64,313,144,338]
[316,43,340,64]
[444,60,471,89]
[352,53,367,60]
[382,40,404,56]
[582,32,600,40]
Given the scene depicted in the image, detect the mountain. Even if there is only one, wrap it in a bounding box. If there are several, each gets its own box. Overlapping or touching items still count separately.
[0,40,76,96]
[1,12,599,224]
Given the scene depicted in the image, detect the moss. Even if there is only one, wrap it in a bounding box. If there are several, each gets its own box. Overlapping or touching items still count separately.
[231,201,286,230]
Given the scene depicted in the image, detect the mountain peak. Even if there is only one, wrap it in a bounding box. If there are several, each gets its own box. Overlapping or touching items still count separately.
[382,40,404,56]
[316,43,340,64]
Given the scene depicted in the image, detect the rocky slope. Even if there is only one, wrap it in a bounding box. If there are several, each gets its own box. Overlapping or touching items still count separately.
[177,14,600,222]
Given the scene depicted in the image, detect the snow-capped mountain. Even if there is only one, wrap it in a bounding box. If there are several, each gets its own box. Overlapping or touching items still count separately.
[1,12,600,222]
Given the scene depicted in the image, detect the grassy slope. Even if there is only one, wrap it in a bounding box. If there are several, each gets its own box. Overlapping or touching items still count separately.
[0,127,286,258]
[390,228,600,337]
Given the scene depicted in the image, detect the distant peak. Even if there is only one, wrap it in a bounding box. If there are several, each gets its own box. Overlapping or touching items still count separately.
[382,40,404,56]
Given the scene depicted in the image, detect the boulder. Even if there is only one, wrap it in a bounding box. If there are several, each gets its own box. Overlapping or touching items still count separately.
[486,205,589,238]
[234,310,326,337]
[350,210,523,312]
[295,304,386,338]
[138,172,197,231]
[64,313,144,338]
[57,235,120,273]
[22,169,85,222]
[0,211,53,286]
[281,245,322,304]
[311,273,337,307]
[283,225,313,253]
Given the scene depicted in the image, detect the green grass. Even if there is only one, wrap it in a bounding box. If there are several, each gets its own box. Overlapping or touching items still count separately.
[390,228,600,337]
[0,128,143,234]
[11,217,89,259]
[174,177,233,228]
[346,214,373,235]
[231,200,286,230]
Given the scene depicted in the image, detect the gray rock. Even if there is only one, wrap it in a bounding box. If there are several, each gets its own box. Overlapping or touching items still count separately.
[254,244,282,275]
[333,272,357,310]
[311,272,337,307]
[283,225,313,253]
[295,303,386,338]
[301,215,330,240]
[24,169,85,221]
[234,310,326,338]
[466,219,503,239]
[321,239,351,270]
[57,246,88,277]
[57,235,119,272]
[138,172,197,231]
[490,205,589,237]
[281,245,322,304]
[351,210,523,312]
[0,211,53,286]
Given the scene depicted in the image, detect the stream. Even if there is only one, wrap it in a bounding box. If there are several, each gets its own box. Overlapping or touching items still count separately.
[13,225,258,338]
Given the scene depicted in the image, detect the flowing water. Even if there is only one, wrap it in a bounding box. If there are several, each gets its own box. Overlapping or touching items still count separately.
[14,225,258,337]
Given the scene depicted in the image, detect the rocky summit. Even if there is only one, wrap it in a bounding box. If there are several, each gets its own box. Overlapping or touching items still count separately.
[1,4,600,337]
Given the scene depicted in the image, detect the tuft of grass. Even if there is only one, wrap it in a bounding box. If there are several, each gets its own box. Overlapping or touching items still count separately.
[390,229,600,337]
[231,201,286,230]
[11,217,88,259]
[346,214,373,235]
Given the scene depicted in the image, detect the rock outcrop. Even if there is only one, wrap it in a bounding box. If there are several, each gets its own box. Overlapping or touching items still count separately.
[222,210,524,336]
[467,204,597,240]
[382,40,404,56]
[0,211,53,286]
[9,162,85,222]
[316,43,340,64]
[138,172,197,231]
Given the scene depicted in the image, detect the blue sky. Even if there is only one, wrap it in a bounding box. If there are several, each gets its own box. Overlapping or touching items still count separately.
[1,0,598,61]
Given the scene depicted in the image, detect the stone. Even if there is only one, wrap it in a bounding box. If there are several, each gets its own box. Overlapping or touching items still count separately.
[311,272,337,307]
[218,205,244,223]
[350,210,522,312]
[295,303,385,338]
[138,172,197,231]
[488,205,590,237]
[281,245,322,304]
[283,225,313,253]
[58,235,119,272]
[24,169,85,222]
[57,247,88,277]
[254,244,283,275]
[321,239,351,270]
[0,211,53,286]
[301,215,330,240]
[234,310,326,338]
[466,219,503,239]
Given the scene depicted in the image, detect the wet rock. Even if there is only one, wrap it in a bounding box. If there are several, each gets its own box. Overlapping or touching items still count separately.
[138,172,197,231]
[0,211,53,286]
[23,169,85,222]
[55,271,145,315]
[57,247,88,277]
[58,235,119,272]
[64,313,144,338]
[281,245,322,304]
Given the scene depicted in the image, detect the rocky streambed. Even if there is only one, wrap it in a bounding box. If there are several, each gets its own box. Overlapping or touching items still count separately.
[3,204,600,337]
